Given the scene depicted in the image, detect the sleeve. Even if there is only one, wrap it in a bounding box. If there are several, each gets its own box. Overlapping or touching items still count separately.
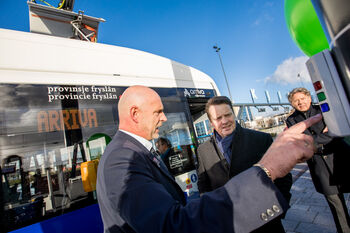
[263,134,293,205]
[118,157,289,233]
[313,131,333,145]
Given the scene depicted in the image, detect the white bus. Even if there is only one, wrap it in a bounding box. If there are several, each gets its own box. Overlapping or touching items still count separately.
[0,28,219,232]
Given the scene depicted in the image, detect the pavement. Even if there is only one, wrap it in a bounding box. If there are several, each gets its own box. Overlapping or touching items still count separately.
[282,163,350,233]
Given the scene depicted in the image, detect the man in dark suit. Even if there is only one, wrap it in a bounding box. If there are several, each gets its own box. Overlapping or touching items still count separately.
[197,96,292,233]
[97,85,321,233]
[286,87,350,233]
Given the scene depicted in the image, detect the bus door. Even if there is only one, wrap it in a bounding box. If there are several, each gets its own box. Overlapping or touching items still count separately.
[187,98,213,146]
[182,87,216,146]
[1,155,44,231]
[153,88,215,199]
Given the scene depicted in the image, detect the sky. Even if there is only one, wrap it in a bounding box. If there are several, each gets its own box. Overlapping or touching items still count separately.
[0,0,315,116]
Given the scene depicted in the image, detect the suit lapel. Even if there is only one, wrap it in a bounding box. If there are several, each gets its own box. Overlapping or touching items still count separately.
[294,112,311,134]
[117,131,175,180]
[147,149,175,180]
[294,112,306,123]
[116,131,185,204]
[145,148,185,203]
[230,123,243,167]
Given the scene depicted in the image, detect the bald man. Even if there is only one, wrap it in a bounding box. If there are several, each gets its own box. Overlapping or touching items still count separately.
[97,85,322,233]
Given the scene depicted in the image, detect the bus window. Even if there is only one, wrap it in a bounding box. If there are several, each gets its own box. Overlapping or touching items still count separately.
[0,84,119,231]
[0,83,216,230]
[188,98,213,145]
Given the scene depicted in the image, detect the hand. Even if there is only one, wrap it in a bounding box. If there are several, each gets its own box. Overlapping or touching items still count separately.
[322,126,328,133]
[258,114,322,180]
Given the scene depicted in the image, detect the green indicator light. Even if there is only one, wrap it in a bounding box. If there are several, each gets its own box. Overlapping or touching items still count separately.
[317,92,326,102]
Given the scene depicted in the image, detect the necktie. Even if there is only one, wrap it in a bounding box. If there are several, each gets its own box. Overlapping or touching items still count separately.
[150,148,170,173]
[150,147,161,159]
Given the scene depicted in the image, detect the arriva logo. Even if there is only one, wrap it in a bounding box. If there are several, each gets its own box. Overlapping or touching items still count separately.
[184,89,191,97]
[184,88,205,97]
[191,89,205,95]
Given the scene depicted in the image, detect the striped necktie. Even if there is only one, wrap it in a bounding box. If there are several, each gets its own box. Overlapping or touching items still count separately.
[150,148,170,173]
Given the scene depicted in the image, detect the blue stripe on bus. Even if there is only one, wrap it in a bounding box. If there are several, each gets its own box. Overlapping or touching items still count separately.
[10,204,103,233]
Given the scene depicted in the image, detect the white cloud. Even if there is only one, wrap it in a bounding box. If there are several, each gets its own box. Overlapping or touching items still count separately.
[253,13,274,26]
[252,1,274,27]
[264,56,311,85]
[253,19,261,26]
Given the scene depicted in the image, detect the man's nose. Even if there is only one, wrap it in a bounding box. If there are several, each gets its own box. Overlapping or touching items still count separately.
[161,112,167,122]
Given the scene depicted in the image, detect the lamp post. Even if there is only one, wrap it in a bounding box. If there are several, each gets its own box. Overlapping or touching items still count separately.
[213,45,233,101]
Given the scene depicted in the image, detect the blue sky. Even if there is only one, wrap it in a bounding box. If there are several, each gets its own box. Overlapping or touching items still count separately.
[0,0,315,115]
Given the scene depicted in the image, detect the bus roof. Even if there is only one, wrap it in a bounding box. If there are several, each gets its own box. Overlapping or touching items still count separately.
[0,28,219,92]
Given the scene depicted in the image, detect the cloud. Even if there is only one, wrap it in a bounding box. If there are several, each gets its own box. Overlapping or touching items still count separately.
[264,56,311,85]
[252,1,274,26]
[253,13,274,26]
[253,19,261,26]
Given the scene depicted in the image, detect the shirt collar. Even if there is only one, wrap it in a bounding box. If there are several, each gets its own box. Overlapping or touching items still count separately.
[119,129,153,151]
[297,108,311,119]
[214,129,235,142]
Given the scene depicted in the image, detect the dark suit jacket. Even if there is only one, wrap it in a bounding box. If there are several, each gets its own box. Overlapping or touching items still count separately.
[97,130,289,233]
[286,104,350,195]
[196,123,292,202]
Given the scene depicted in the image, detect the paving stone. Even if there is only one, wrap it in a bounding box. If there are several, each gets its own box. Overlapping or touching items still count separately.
[294,164,307,170]
[280,165,350,232]
[297,196,328,206]
[289,197,298,205]
[313,212,335,227]
[295,222,336,233]
[284,209,317,223]
[282,219,299,232]
[291,191,313,199]
[311,192,324,198]
[308,205,329,213]
[290,204,309,211]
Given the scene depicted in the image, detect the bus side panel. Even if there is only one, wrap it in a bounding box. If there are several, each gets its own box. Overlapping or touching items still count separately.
[10,204,102,233]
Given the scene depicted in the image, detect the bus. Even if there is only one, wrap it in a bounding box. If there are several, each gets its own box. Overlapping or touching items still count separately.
[0,27,219,232]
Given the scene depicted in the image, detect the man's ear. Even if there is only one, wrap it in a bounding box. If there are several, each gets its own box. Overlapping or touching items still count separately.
[232,110,236,121]
[130,106,139,123]
[209,119,214,127]
[307,95,312,103]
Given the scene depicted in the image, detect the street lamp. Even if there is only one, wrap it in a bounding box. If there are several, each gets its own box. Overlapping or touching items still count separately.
[213,45,233,101]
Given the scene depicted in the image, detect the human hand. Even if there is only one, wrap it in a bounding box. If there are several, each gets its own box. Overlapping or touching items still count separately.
[258,114,322,180]
[322,126,328,133]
